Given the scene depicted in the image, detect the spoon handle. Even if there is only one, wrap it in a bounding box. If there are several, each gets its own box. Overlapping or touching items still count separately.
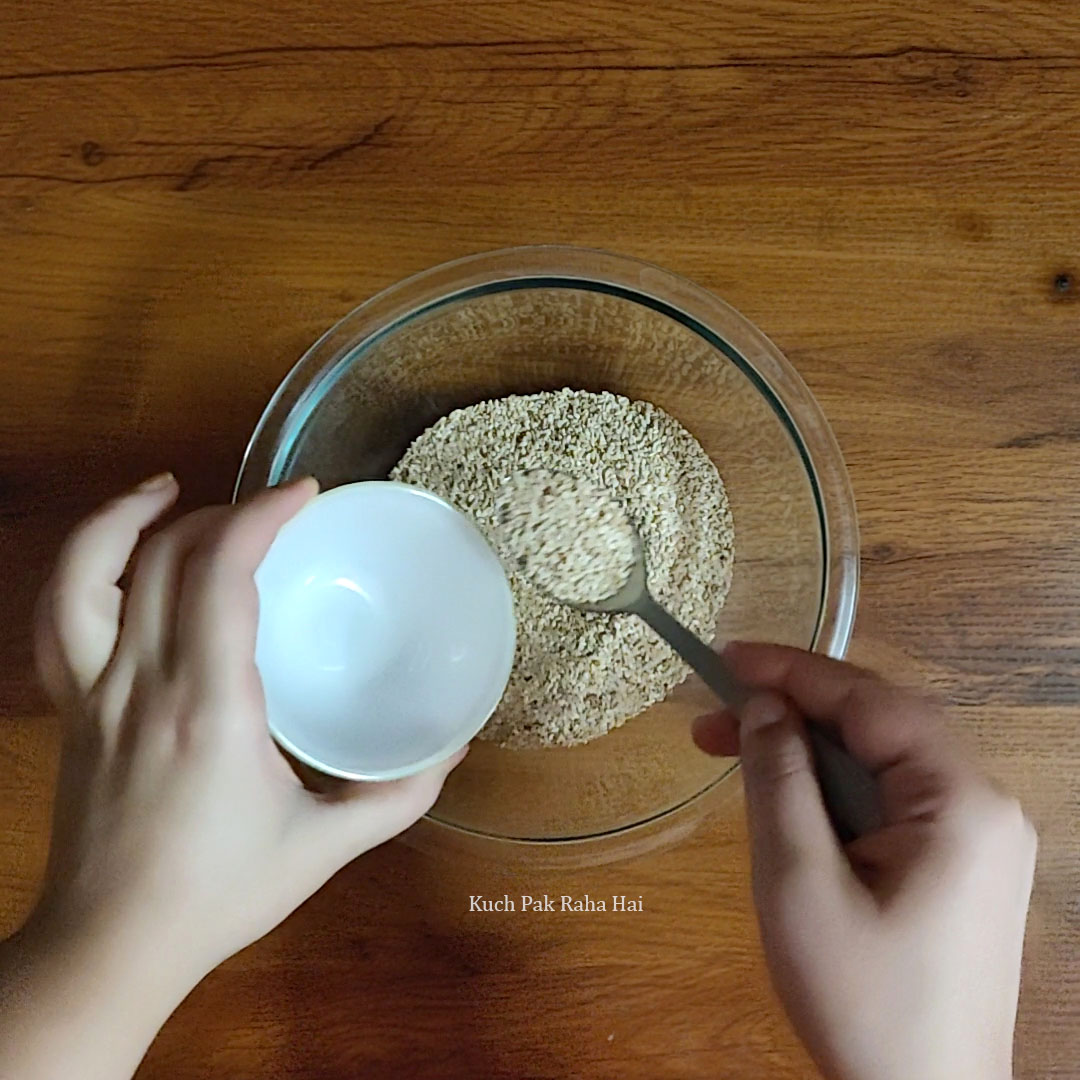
[804,724,883,842]
[632,594,882,841]
[632,593,750,709]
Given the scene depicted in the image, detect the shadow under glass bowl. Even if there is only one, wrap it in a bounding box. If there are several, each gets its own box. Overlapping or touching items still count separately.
[235,246,858,863]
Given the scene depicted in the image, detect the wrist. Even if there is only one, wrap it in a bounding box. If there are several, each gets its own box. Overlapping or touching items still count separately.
[17,902,208,1019]
[0,907,207,1080]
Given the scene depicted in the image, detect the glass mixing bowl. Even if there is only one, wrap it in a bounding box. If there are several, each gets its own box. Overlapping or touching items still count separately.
[235,246,858,863]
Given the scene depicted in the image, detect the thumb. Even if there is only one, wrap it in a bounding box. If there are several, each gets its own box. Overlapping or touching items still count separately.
[300,746,468,867]
[738,693,844,884]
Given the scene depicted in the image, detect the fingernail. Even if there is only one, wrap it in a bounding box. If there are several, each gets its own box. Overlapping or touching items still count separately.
[276,475,320,496]
[694,709,733,727]
[740,692,787,734]
[138,471,175,492]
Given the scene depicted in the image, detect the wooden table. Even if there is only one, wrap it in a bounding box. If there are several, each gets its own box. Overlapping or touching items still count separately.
[2,2,1078,1076]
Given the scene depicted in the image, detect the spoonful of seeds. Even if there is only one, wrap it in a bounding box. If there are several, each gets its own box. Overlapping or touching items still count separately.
[493,468,882,842]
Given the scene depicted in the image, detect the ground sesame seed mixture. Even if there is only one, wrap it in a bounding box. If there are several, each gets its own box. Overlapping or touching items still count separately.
[390,388,734,748]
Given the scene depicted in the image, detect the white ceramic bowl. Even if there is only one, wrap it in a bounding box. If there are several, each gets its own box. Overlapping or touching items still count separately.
[254,482,516,780]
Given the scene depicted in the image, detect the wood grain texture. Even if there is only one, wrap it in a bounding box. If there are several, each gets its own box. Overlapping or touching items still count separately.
[1,1,1078,1077]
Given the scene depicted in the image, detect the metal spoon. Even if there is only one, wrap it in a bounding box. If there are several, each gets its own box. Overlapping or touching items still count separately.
[566,526,882,842]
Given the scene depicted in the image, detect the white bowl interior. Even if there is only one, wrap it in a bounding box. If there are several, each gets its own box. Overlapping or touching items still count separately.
[255,482,516,780]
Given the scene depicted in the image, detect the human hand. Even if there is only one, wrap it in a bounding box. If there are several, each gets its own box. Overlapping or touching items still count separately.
[30,474,464,978]
[693,643,1036,1080]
